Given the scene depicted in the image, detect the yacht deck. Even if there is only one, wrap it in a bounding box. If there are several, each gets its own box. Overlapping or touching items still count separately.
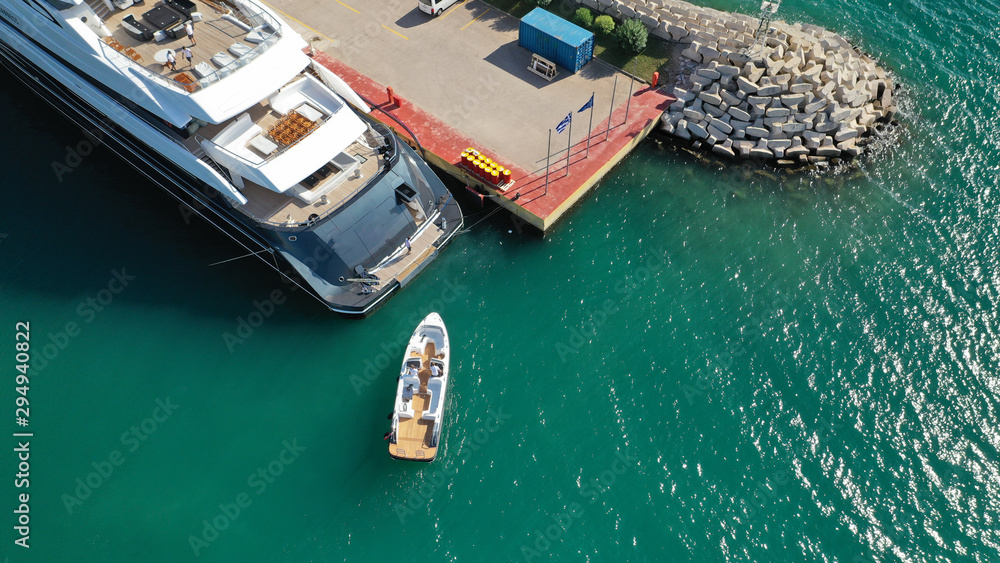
[237,140,381,225]
[370,221,445,281]
[174,89,387,226]
[93,0,272,85]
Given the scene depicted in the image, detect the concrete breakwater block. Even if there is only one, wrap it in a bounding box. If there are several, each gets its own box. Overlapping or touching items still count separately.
[736,76,758,94]
[710,117,734,134]
[675,118,692,139]
[712,138,736,157]
[706,124,728,144]
[750,140,774,158]
[696,67,722,80]
[687,121,709,139]
[815,140,841,157]
[683,107,706,121]
[668,24,688,40]
[720,90,742,107]
[781,93,806,107]
[782,122,806,133]
[833,125,860,142]
[728,106,752,122]
[643,0,896,164]
[699,91,723,106]
[756,84,783,96]
[717,64,740,77]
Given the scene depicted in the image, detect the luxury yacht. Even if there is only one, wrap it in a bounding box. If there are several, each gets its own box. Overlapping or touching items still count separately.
[0,0,463,315]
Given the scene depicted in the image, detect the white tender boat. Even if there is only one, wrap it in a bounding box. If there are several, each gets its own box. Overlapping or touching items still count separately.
[388,313,449,461]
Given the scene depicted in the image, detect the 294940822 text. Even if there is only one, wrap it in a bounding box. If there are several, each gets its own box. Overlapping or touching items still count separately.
[13,321,32,549]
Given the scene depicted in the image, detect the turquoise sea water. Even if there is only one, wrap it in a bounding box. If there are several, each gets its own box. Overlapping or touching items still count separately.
[3,0,1000,560]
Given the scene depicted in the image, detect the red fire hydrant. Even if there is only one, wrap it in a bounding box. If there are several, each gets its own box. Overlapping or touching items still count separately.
[651,71,659,87]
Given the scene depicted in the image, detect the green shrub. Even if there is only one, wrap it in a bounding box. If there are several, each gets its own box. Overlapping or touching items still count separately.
[593,14,615,36]
[615,18,648,54]
[530,0,552,7]
[574,7,594,28]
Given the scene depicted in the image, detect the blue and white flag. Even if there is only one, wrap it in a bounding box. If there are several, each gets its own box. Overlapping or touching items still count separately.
[556,112,572,133]
[578,94,594,113]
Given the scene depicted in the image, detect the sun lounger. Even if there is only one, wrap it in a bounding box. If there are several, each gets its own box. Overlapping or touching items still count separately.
[244,28,267,44]
[193,61,213,78]
[211,51,236,67]
[228,42,251,58]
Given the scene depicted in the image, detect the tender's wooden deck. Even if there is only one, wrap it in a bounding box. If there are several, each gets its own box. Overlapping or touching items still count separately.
[392,342,443,461]
[98,0,251,80]
[393,396,437,460]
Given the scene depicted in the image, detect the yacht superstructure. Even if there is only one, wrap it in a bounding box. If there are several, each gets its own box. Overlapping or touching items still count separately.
[0,0,463,315]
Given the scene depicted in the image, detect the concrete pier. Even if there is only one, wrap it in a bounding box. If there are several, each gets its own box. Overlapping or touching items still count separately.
[268,0,672,231]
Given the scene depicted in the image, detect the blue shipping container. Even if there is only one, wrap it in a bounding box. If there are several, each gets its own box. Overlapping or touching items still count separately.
[518,8,594,74]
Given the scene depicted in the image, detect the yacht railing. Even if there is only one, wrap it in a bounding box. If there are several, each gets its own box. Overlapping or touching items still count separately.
[229,0,282,30]
[187,26,281,90]
[355,91,426,158]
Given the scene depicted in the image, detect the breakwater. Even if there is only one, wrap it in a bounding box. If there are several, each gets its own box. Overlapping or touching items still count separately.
[575,0,898,165]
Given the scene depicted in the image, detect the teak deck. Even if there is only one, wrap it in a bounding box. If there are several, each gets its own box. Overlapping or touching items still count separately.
[392,342,442,461]
[95,0,249,79]
[236,140,380,224]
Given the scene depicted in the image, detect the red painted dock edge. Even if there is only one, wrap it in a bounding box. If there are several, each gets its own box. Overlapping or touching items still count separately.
[312,50,674,231]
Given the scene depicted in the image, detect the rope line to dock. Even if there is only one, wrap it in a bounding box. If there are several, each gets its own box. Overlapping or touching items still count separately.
[457,204,505,234]
[208,249,271,266]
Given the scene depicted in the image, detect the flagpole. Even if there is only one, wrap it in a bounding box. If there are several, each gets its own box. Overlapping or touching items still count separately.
[625,58,636,126]
[586,91,594,158]
[565,114,572,173]
[545,128,551,196]
[606,75,617,142]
